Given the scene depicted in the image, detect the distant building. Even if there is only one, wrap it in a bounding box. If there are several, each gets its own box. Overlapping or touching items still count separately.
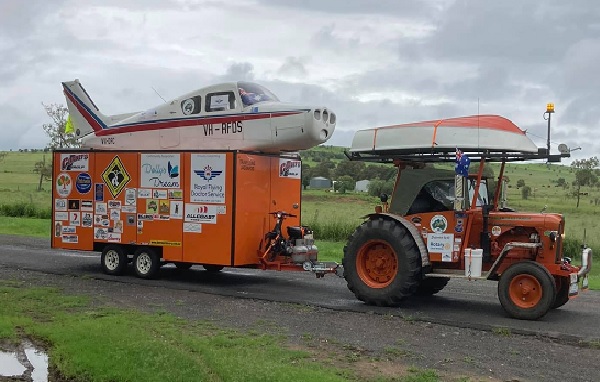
[355,179,370,192]
[309,176,332,189]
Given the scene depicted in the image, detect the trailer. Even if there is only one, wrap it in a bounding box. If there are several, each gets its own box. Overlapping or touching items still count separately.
[51,150,340,278]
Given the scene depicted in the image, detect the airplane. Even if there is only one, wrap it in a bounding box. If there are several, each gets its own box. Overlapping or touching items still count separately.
[62,80,336,152]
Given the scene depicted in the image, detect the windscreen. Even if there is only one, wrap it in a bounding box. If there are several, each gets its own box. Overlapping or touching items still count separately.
[237,81,280,107]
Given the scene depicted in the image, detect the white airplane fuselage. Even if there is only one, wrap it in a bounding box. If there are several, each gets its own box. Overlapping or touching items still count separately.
[63,80,336,152]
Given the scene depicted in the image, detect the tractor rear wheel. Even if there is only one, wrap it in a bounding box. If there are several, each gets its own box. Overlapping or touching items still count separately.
[415,277,450,296]
[498,261,556,320]
[343,218,421,306]
[552,276,570,309]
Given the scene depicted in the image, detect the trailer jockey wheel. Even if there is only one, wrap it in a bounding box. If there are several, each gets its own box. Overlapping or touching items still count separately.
[342,218,421,307]
[101,245,127,276]
[498,261,556,320]
[133,247,160,279]
[203,265,224,273]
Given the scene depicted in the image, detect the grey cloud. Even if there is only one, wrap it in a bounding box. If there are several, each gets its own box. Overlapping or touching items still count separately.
[218,62,255,82]
[277,57,308,77]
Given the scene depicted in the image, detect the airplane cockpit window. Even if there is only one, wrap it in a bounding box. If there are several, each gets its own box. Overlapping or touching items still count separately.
[237,81,280,107]
[205,92,237,112]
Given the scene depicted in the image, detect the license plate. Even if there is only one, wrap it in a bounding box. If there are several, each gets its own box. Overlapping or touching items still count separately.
[570,273,578,283]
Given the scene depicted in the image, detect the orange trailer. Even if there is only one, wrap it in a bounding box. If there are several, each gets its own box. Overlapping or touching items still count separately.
[51,150,340,278]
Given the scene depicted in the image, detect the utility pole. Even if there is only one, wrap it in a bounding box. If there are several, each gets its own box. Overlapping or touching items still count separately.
[543,103,554,163]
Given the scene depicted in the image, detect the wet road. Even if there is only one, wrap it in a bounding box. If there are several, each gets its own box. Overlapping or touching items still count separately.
[0,235,598,344]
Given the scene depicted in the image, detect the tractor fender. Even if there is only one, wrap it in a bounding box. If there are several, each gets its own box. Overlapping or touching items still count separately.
[364,213,430,267]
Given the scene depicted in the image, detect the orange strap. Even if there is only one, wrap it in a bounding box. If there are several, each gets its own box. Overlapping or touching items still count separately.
[431,120,443,148]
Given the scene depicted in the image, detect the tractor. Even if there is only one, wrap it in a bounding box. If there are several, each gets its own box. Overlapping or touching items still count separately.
[342,113,591,320]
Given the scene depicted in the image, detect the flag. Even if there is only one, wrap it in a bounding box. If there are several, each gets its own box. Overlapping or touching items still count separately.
[455,149,470,177]
[65,116,74,134]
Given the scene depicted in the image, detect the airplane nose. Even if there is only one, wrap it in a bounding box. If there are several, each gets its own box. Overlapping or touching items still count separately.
[311,108,336,142]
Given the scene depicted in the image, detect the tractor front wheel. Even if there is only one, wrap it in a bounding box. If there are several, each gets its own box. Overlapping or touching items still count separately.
[343,218,421,306]
[415,277,450,296]
[552,276,570,309]
[498,261,556,320]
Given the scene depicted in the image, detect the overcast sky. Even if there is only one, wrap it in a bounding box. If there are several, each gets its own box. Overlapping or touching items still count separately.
[1,0,599,159]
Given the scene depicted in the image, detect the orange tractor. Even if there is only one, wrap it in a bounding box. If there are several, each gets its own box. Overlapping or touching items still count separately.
[342,114,591,320]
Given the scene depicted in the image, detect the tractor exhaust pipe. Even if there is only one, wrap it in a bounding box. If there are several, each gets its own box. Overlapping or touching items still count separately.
[578,248,592,277]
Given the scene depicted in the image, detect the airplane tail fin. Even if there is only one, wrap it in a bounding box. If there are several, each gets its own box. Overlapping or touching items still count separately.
[62,80,110,136]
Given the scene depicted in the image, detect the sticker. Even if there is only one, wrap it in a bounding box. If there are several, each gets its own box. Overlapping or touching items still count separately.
[62,226,76,234]
[183,223,202,233]
[149,240,181,246]
[455,212,467,219]
[94,227,108,239]
[441,252,452,262]
[55,211,68,221]
[113,220,123,233]
[108,200,122,209]
[140,153,181,188]
[126,214,136,226]
[125,188,136,206]
[110,209,121,221]
[185,204,217,224]
[122,206,136,213]
[279,158,301,179]
[168,189,183,200]
[68,199,80,210]
[137,213,154,221]
[216,205,226,215]
[101,156,131,198]
[210,94,229,109]
[453,244,460,252]
[81,213,93,227]
[455,219,463,233]
[95,183,104,201]
[426,233,454,253]
[158,215,170,220]
[95,202,107,214]
[75,173,92,194]
[62,235,78,244]
[492,226,502,237]
[69,212,81,226]
[56,173,72,197]
[137,220,143,227]
[137,226,143,234]
[191,154,225,203]
[430,214,448,233]
[146,199,158,213]
[107,232,121,243]
[54,221,63,237]
[81,200,93,212]
[158,200,170,214]
[60,153,89,171]
[153,189,168,199]
[137,189,152,199]
[170,201,183,219]
[55,198,67,212]
[101,219,110,227]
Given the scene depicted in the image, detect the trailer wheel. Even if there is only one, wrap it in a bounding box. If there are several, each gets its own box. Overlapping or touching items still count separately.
[552,276,570,309]
[174,262,193,270]
[415,277,450,296]
[498,261,556,320]
[101,245,127,276]
[343,218,421,306]
[133,247,160,279]
[203,265,224,273]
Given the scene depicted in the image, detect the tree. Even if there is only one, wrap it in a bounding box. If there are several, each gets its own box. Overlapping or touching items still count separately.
[368,179,395,197]
[334,175,355,194]
[571,157,599,208]
[33,155,52,191]
[516,179,525,188]
[42,103,79,149]
[521,186,531,200]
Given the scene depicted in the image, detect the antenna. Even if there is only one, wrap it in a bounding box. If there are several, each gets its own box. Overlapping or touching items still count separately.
[152,87,168,104]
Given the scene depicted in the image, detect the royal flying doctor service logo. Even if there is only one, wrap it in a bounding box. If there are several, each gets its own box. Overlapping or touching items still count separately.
[194,165,222,181]
[430,214,448,233]
[101,156,131,198]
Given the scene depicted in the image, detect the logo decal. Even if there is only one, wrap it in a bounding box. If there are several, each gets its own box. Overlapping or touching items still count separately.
[56,173,72,197]
[194,165,222,181]
[76,173,92,194]
[101,156,131,198]
[430,214,448,233]
[279,159,301,178]
[61,154,89,171]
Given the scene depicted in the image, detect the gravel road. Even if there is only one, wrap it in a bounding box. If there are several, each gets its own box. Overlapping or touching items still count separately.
[0,234,598,382]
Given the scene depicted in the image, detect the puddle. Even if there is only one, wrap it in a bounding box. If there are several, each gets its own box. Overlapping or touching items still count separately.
[0,340,49,381]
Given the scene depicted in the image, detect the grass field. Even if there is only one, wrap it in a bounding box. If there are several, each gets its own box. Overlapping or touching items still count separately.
[0,282,441,382]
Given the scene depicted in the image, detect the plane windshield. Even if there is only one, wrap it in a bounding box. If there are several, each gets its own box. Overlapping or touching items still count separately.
[237,81,280,107]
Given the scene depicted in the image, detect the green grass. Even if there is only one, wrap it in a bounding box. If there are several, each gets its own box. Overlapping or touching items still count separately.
[0,216,51,237]
[0,283,443,382]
